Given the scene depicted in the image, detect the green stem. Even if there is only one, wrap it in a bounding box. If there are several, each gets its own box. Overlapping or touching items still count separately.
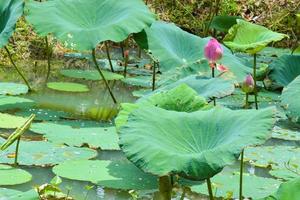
[92,49,117,104]
[180,187,186,200]
[45,36,52,82]
[245,93,249,108]
[253,53,258,110]
[138,47,142,58]
[14,136,21,166]
[239,149,244,200]
[212,66,216,106]
[105,42,114,72]
[4,46,31,91]
[158,176,172,200]
[207,178,214,200]
[123,38,129,77]
[152,62,156,91]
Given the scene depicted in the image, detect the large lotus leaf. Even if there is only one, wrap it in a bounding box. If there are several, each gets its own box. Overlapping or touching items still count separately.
[263,177,300,200]
[53,160,158,190]
[30,122,120,150]
[0,82,28,95]
[281,75,300,121]
[269,168,299,181]
[47,82,89,92]
[272,125,300,141]
[0,138,97,166]
[0,188,39,200]
[0,96,35,111]
[118,106,275,180]
[224,20,287,54]
[135,21,250,82]
[60,69,124,81]
[244,145,300,169]
[269,55,300,87]
[0,164,32,185]
[25,0,155,51]
[210,16,242,33]
[115,84,209,130]
[0,0,24,48]
[152,75,235,100]
[191,172,281,199]
[0,113,27,129]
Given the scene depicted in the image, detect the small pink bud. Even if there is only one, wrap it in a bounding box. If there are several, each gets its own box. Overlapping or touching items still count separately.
[217,64,229,72]
[242,74,255,93]
[124,50,129,58]
[204,38,223,63]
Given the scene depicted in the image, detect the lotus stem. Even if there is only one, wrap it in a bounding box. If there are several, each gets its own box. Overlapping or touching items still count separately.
[206,178,214,200]
[253,53,258,110]
[123,38,129,77]
[92,49,117,104]
[4,46,31,91]
[120,42,124,58]
[180,187,187,200]
[45,36,52,82]
[138,47,142,58]
[158,176,172,200]
[105,42,114,72]
[152,61,157,91]
[14,136,21,166]
[212,66,216,106]
[245,93,249,108]
[239,149,244,200]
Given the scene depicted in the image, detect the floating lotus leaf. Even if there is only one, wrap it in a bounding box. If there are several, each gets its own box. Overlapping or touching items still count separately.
[30,122,120,150]
[244,145,300,169]
[60,69,124,81]
[272,125,300,141]
[0,164,32,185]
[210,16,242,32]
[281,75,300,121]
[118,106,275,180]
[15,108,70,121]
[269,55,300,87]
[153,75,235,100]
[121,75,157,88]
[53,160,158,190]
[0,96,34,111]
[115,84,209,129]
[134,21,250,81]
[25,0,155,51]
[0,138,97,166]
[0,188,39,200]
[0,83,28,95]
[0,113,27,129]
[224,20,287,54]
[0,0,24,48]
[191,172,281,199]
[263,177,300,200]
[47,82,89,92]
[269,168,298,181]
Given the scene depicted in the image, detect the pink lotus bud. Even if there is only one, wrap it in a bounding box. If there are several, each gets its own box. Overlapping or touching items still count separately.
[242,74,255,93]
[217,64,229,72]
[204,38,223,63]
[124,50,129,58]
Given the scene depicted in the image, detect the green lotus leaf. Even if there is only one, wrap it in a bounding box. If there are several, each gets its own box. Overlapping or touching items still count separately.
[30,122,120,150]
[15,108,70,121]
[0,0,24,48]
[53,160,158,190]
[272,125,300,141]
[135,21,250,81]
[0,138,97,166]
[269,55,300,87]
[0,164,32,185]
[0,188,39,200]
[293,46,300,55]
[224,20,287,54]
[210,16,242,32]
[281,75,300,121]
[0,112,27,129]
[153,75,235,100]
[191,172,281,199]
[115,84,209,130]
[0,82,28,95]
[244,145,300,169]
[122,75,160,88]
[263,177,300,200]
[47,82,89,92]
[0,96,35,111]
[269,168,298,181]
[25,0,155,51]
[60,69,124,81]
[118,106,275,180]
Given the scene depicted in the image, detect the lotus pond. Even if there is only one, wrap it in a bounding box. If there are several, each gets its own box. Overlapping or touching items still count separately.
[1,0,300,200]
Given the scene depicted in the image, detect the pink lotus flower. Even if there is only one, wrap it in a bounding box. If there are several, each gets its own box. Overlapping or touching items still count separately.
[204,38,223,63]
[242,74,255,93]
